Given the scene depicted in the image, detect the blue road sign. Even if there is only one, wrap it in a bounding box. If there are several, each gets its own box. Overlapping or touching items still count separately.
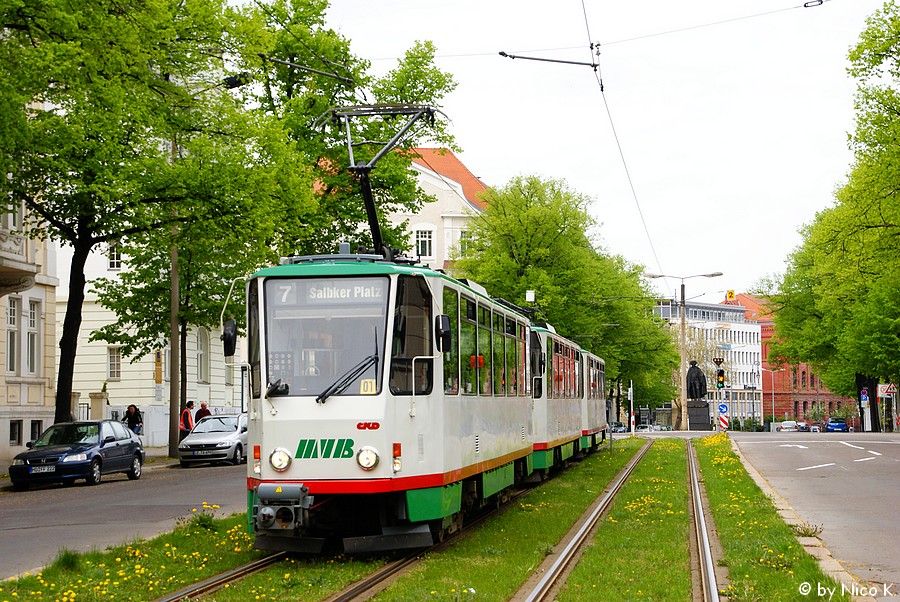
[718,403,728,414]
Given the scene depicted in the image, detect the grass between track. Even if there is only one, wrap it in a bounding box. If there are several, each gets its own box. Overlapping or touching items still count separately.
[0,433,851,601]
[556,437,691,601]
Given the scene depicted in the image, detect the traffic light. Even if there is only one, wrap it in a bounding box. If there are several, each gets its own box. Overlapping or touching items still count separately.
[716,369,725,389]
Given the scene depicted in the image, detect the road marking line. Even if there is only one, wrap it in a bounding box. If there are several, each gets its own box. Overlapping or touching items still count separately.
[854,457,875,463]
[797,463,836,471]
[868,450,882,456]
[839,441,865,450]
[780,444,808,448]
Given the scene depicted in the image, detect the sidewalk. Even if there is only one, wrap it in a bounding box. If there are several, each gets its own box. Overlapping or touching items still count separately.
[0,446,179,492]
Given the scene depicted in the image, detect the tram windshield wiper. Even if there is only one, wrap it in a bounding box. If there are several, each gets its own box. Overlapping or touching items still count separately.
[316,354,378,404]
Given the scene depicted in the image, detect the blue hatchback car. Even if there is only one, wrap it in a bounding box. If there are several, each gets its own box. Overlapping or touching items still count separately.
[824,417,850,432]
[8,420,144,490]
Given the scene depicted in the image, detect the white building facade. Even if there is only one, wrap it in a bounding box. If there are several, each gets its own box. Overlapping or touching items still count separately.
[55,243,242,447]
[0,203,59,465]
[655,299,763,427]
[390,148,487,270]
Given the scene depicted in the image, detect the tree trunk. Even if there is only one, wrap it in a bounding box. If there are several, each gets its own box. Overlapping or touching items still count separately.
[55,241,92,423]
[180,314,188,408]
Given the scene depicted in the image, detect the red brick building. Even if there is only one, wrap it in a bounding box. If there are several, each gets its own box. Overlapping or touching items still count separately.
[735,294,857,428]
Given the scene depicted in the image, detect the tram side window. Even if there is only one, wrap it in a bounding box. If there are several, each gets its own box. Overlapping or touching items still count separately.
[531,331,543,398]
[248,284,261,398]
[505,318,517,395]
[389,275,433,395]
[461,298,477,395]
[443,288,459,395]
[576,350,583,399]
[493,312,505,395]
[478,305,492,395]
[519,324,528,396]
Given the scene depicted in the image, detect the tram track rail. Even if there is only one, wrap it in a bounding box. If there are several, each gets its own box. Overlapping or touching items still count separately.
[152,551,289,602]
[688,441,720,602]
[514,440,653,602]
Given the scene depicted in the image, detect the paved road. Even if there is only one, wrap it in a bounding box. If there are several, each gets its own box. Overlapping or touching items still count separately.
[730,431,900,592]
[0,461,246,580]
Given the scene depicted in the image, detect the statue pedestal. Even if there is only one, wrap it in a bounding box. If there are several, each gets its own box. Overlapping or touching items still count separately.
[687,399,712,431]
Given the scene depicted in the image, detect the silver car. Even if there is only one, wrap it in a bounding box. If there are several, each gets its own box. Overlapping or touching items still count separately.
[178,413,247,467]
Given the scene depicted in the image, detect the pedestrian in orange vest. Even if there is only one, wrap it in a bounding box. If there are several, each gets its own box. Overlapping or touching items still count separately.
[179,400,195,441]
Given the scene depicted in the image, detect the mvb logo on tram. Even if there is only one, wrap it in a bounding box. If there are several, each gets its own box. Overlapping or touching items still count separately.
[295,438,355,459]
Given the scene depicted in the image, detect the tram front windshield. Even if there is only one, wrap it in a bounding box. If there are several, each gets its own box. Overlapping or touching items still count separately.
[264,277,388,398]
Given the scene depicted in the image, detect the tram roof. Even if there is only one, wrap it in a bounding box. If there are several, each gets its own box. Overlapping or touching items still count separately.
[252,256,506,308]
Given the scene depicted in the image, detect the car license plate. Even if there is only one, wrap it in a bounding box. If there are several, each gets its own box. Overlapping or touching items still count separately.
[194,450,214,456]
[30,465,56,474]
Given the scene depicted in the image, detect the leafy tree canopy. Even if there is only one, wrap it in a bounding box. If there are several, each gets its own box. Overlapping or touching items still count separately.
[769,1,900,399]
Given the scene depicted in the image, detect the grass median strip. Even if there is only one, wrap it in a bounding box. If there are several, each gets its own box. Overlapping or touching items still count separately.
[694,432,850,601]
[557,437,691,601]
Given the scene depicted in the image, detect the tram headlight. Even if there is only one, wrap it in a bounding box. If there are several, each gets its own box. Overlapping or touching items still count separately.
[269,447,292,472]
[356,446,379,471]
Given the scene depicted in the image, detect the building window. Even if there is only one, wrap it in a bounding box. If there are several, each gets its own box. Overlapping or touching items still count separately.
[7,298,19,373]
[108,347,121,380]
[30,420,43,441]
[108,243,122,270]
[415,230,433,258]
[459,230,472,255]
[3,200,22,230]
[10,420,22,446]
[198,328,209,384]
[26,300,39,374]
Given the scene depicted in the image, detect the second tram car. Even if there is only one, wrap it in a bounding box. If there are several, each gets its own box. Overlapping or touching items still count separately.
[226,248,607,553]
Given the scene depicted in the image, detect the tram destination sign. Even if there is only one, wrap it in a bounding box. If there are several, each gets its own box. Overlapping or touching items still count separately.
[269,278,387,306]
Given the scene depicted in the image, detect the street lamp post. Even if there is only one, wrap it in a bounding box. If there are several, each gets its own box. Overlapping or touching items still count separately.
[644,271,723,430]
[761,367,784,430]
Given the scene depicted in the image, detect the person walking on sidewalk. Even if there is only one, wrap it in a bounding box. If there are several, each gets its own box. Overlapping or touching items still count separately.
[122,404,143,435]
[179,401,195,440]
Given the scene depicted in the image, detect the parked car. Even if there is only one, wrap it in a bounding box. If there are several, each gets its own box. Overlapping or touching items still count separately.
[178,413,248,467]
[635,424,653,433]
[610,421,627,433]
[810,425,820,432]
[824,417,850,432]
[796,421,809,432]
[8,420,144,490]
[777,420,798,432]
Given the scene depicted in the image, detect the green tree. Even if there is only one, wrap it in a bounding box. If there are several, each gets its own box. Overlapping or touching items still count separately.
[83,0,457,421]
[0,0,311,422]
[769,1,900,430]
[452,175,676,408]
[244,0,457,254]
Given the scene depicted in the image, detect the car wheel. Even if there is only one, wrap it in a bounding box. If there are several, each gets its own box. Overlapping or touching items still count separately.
[127,455,142,480]
[179,459,190,468]
[11,480,28,492]
[232,444,243,465]
[86,458,102,485]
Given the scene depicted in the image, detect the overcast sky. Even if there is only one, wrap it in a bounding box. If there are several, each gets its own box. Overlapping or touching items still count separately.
[325,0,884,303]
